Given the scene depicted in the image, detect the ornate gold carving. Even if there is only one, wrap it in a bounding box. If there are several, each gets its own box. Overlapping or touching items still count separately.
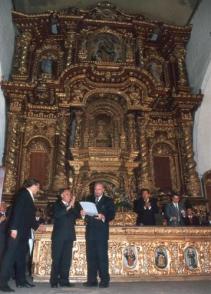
[52,111,69,190]
[2,2,203,209]
[3,115,22,193]
[33,226,211,282]
[13,31,32,77]
[180,120,201,196]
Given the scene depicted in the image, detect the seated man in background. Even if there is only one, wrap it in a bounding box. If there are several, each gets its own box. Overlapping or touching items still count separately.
[134,188,158,226]
[165,192,186,226]
[184,208,200,226]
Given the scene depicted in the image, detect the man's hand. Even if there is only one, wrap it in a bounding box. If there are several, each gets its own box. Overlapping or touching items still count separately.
[70,195,76,207]
[10,230,18,239]
[37,224,46,233]
[67,196,76,211]
[95,213,105,222]
[0,215,6,223]
[80,209,86,217]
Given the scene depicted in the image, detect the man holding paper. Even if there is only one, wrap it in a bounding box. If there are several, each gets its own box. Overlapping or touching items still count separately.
[81,182,115,288]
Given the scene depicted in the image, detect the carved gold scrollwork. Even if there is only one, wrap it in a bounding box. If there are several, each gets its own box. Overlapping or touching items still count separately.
[174,45,188,87]
[15,31,32,76]
[137,114,151,189]
[52,111,70,190]
[180,121,200,196]
[3,115,21,193]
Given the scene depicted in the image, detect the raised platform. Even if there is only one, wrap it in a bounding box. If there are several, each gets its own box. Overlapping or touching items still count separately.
[33,225,211,282]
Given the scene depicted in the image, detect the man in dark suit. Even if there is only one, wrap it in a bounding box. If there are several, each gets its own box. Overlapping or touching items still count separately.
[134,188,158,226]
[0,178,45,292]
[165,193,186,226]
[0,202,7,266]
[81,182,115,288]
[50,188,79,288]
[184,208,200,226]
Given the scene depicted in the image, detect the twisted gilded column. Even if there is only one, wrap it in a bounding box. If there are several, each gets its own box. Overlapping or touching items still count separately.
[65,26,76,66]
[174,44,188,88]
[180,119,200,197]
[3,114,22,194]
[137,114,151,189]
[15,31,32,76]
[74,110,83,148]
[127,113,137,152]
[52,110,70,190]
[136,33,144,67]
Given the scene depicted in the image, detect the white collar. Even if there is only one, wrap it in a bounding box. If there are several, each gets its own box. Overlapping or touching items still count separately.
[96,195,103,202]
[62,200,68,206]
[27,188,34,201]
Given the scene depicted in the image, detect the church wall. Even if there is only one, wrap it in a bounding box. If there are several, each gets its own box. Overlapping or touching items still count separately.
[186,0,211,177]
[0,0,15,165]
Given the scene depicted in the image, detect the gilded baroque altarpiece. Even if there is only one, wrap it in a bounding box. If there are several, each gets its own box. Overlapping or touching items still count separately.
[1,2,203,206]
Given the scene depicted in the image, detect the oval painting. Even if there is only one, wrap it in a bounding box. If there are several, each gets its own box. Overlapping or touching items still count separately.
[123,245,137,269]
[184,247,198,270]
[155,246,168,269]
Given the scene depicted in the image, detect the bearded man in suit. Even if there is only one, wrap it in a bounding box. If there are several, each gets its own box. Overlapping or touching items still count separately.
[81,182,115,288]
[0,178,45,292]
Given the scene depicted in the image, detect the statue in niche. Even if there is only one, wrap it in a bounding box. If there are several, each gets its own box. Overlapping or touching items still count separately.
[95,120,112,147]
[128,85,142,105]
[89,33,122,62]
[147,61,163,83]
[40,58,54,75]
[49,13,60,34]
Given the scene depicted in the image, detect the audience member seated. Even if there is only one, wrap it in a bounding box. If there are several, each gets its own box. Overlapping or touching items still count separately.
[134,188,159,226]
[184,208,200,226]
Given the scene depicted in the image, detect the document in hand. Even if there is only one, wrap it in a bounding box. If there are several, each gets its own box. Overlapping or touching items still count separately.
[80,201,98,216]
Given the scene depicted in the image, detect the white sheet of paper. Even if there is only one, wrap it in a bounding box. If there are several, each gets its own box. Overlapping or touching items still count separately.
[80,201,98,216]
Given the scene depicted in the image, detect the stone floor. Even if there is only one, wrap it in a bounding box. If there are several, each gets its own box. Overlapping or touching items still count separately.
[6,280,211,294]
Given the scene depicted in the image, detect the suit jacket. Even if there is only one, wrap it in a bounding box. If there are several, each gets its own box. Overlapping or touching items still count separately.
[51,200,79,241]
[184,215,200,226]
[8,188,39,239]
[165,202,185,226]
[134,197,158,225]
[84,195,115,241]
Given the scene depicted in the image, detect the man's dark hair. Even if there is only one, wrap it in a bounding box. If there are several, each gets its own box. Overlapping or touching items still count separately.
[171,191,180,198]
[140,188,150,195]
[22,178,40,188]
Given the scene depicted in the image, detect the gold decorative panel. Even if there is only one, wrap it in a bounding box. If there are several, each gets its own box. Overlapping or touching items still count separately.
[33,226,211,282]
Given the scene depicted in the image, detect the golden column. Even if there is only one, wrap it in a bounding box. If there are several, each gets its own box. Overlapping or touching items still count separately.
[3,114,22,194]
[174,44,188,88]
[13,31,32,79]
[180,116,201,197]
[137,113,151,189]
[52,110,70,190]
[127,113,138,152]
[65,25,76,67]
